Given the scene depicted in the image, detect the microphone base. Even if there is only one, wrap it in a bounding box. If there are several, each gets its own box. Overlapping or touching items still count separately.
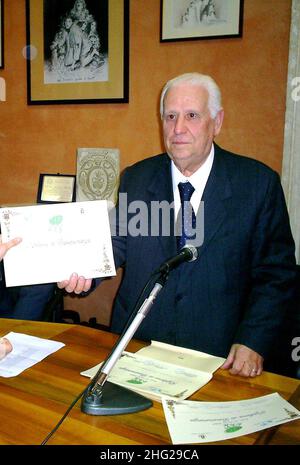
[81,381,153,416]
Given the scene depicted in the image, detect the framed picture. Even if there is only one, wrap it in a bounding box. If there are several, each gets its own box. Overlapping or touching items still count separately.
[26,0,129,104]
[160,0,243,42]
[0,0,3,69]
[37,174,76,203]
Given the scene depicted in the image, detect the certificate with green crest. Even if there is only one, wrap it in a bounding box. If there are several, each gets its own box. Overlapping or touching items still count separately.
[0,200,116,286]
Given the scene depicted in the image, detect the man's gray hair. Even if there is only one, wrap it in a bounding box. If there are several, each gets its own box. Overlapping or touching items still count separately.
[160,72,222,119]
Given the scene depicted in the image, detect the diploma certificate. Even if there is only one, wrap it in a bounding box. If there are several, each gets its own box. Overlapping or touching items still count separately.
[0,200,116,286]
[163,393,300,444]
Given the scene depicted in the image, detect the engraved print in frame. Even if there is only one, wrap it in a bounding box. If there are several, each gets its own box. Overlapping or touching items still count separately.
[26,0,129,104]
[160,0,243,42]
[76,148,120,204]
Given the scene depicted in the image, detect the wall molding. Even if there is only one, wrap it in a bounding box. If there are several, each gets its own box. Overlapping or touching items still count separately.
[282,0,300,263]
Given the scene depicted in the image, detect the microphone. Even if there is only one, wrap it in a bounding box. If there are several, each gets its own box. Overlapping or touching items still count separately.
[80,245,198,418]
[158,245,198,274]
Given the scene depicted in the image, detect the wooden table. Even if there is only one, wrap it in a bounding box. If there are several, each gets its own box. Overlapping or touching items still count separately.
[0,318,299,445]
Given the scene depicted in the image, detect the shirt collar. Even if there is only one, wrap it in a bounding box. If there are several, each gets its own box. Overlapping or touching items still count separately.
[171,144,215,192]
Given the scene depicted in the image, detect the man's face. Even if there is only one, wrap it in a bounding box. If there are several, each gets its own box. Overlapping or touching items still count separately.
[76,1,84,12]
[162,83,223,175]
[65,18,73,30]
[90,35,97,45]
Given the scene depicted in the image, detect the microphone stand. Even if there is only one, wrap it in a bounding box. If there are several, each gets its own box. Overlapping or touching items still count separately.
[81,272,168,415]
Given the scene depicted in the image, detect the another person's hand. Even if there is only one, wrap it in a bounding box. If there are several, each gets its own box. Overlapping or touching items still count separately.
[221,343,264,377]
[0,236,22,261]
[0,337,13,360]
[57,272,92,294]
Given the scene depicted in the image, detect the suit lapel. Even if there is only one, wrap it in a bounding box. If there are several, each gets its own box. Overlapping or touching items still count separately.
[197,145,232,259]
[147,154,177,258]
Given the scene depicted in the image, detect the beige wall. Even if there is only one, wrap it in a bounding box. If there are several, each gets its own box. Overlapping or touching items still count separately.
[0,0,292,204]
[0,0,292,324]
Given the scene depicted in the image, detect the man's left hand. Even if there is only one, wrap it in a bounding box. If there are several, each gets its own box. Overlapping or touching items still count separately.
[221,343,264,377]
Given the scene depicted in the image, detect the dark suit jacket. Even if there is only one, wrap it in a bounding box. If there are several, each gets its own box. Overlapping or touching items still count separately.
[0,247,55,321]
[0,266,55,320]
[107,144,296,359]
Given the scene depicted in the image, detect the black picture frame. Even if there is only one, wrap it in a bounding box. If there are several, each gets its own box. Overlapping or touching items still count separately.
[160,0,243,42]
[26,0,129,104]
[37,173,76,204]
[0,0,4,69]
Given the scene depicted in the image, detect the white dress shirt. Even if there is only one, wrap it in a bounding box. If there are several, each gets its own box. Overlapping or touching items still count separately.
[171,144,215,220]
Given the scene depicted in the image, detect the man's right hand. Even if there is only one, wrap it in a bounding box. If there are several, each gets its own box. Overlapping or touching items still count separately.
[57,273,92,294]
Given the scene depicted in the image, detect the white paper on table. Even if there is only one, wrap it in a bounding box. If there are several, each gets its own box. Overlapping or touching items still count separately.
[81,342,225,402]
[0,332,65,378]
[162,392,300,444]
[0,200,116,286]
[137,340,225,373]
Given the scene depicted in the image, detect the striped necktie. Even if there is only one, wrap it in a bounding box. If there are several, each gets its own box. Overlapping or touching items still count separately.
[177,181,196,250]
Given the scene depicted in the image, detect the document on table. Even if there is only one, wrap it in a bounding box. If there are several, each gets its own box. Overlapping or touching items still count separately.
[162,393,300,444]
[0,332,65,378]
[136,340,225,373]
[0,200,116,286]
[81,341,225,402]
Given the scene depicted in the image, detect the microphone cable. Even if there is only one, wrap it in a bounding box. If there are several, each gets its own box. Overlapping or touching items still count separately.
[40,385,89,445]
[40,269,162,445]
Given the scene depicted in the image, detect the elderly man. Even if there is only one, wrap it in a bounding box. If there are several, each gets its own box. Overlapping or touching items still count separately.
[59,73,296,378]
